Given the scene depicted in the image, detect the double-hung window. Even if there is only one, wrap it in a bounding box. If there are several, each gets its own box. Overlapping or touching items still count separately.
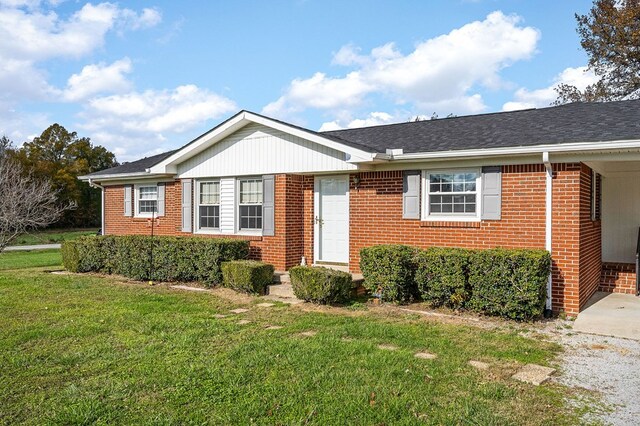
[238,178,263,230]
[425,171,479,218]
[137,185,158,215]
[199,181,220,229]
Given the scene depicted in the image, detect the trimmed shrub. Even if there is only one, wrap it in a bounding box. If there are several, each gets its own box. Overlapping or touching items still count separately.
[415,247,471,309]
[467,248,551,321]
[221,260,274,294]
[61,235,249,285]
[61,240,81,272]
[359,245,418,303]
[289,265,352,304]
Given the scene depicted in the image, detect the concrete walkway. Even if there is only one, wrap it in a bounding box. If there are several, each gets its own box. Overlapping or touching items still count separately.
[4,244,61,251]
[573,292,640,340]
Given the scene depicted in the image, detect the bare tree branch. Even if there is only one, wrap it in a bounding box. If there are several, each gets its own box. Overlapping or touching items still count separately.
[0,156,76,251]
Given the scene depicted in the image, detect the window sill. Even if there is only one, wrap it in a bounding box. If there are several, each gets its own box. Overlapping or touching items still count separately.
[236,230,263,237]
[194,230,263,240]
[194,229,223,235]
[420,220,481,228]
[133,214,163,220]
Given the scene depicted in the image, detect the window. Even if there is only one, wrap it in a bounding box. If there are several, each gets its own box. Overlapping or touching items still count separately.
[591,170,601,221]
[238,178,263,230]
[425,171,479,218]
[199,181,220,229]
[137,185,158,215]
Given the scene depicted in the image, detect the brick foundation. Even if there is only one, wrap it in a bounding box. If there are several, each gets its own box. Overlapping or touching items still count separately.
[600,262,637,294]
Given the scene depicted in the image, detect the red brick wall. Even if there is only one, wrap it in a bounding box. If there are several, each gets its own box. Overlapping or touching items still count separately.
[104,175,306,271]
[600,262,637,294]
[348,166,547,267]
[104,164,603,315]
[578,164,602,308]
[104,182,187,236]
[348,164,597,315]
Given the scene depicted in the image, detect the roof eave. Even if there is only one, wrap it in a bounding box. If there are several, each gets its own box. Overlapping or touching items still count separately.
[78,171,174,182]
[390,139,640,161]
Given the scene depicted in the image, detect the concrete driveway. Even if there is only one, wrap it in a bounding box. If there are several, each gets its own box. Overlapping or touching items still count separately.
[573,292,640,340]
[4,244,61,251]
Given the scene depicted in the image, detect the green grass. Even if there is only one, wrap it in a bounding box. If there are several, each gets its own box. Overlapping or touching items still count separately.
[0,249,62,270]
[12,228,98,246]
[0,253,581,425]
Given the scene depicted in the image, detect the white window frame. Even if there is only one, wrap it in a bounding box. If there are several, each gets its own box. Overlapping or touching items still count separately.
[421,168,482,222]
[134,183,158,218]
[236,177,263,234]
[196,179,221,233]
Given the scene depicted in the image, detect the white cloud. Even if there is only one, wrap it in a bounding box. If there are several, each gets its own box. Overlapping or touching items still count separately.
[121,7,161,30]
[0,2,161,104]
[319,111,395,131]
[502,66,599,111]
[264,11,540,120]
[62,57,133,101]
[77,85,237,161]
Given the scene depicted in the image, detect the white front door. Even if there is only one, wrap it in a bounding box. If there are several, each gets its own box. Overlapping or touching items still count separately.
[315,175,349,263]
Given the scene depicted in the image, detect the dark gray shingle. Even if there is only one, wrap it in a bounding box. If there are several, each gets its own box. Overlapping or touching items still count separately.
[86,150,177,177]
[321,100,640,153]
[90,100,640,177]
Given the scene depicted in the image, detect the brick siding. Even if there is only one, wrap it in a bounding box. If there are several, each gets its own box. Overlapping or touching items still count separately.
[103,163,607,315]
[600,262,637,294]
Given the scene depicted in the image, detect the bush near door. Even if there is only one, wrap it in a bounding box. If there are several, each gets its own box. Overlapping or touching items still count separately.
[289,265,353,304]
[221,260,274,294]
[359,244,419,303]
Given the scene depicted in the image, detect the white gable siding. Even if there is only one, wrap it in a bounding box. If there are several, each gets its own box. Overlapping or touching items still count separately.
[177,123,357,178]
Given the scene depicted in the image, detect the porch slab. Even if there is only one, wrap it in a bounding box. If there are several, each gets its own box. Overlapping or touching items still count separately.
[573,292,640,340]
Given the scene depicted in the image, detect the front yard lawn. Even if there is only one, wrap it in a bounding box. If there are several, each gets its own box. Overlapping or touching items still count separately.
[0,249,62,270]
[0,252,580,425]
[12,228,99,246]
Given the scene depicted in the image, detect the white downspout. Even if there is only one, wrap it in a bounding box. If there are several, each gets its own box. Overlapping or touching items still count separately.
[543,152,553,313]
[88,178,105,236]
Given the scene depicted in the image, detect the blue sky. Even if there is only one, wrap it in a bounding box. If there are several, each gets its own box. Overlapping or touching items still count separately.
[0,0,596,161]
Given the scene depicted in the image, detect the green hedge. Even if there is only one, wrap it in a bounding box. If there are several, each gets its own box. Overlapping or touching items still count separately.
[221,260,274,294]
[289,266,352,304]
[468,248,550,321]
[359,245,418,303]
[415,247,471,309]
[359,244,551,321]
[62,235,249,285]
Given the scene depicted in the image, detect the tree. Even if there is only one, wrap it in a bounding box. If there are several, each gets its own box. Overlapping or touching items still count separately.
[15,124,118,228]
[0,135,13,156]
[555,0,640,104]
[0,156,76,251]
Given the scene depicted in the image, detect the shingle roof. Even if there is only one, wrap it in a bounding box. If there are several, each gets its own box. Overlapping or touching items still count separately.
[88,99,640,177]
[86,150,177,177]
[321,99,640,153]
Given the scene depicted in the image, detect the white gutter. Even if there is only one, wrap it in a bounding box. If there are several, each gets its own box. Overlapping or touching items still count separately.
[78,171,154,181]
[88,178,105,236]
[393,139,640,161]
[542,152,553,312]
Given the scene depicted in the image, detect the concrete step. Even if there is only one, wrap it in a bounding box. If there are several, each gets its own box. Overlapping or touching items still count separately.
[273,271,290,284]
[267,283,296,299]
